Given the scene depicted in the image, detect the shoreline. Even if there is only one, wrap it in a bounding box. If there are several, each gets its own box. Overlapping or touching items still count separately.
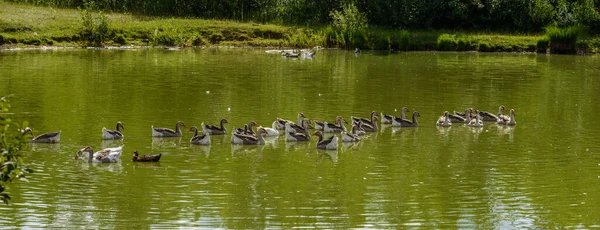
[1,2,598,54]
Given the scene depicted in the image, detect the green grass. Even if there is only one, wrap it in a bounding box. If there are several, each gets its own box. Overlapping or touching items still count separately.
[545,26,583,54]
[1,2,599,53]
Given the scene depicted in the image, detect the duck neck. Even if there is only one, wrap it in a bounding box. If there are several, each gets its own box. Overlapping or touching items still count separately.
[412,112,419,124]
[193,128,199,137]
[116,123,122,132]
[498,107,504,116]
[272,121,278,130]
[87,151,93,163]
[257,130,265,144]
[316,134,323,143]
[297,114,303,125]
[401,109,407,120]
[220,120,226,131]
[175,123,182,135]
[444,114,450,125]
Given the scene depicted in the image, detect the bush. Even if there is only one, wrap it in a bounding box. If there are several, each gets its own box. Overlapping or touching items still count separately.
[478,41,493,52]
[209,32,224,44]
[391,30,411,51]
[113,34,127,45]
[456,36,473,51]
[78,1,109,47]
[369,31,390,50]
[536,36,550,53]
[437,34,456,51]
[545,26,583,54]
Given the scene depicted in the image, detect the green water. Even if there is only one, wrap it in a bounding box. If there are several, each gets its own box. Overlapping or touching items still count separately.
[1,48,599,228]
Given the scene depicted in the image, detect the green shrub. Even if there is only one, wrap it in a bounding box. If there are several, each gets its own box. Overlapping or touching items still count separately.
[536,36,550,53]
[78,1,109,47]
[456,36,473,51]
[437,34,456,51]
[0,34,4,45]
[478,41,493,52]
[369,31,390,50]
[545,26,583,54]
[391,30,411,51]
[209,32,224,44]
[113,34,127,45]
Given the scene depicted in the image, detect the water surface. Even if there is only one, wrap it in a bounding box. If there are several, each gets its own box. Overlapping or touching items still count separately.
[1,48,599,228]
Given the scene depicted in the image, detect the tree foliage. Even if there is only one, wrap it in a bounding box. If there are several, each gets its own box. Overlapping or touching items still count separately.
[0,96,33,205]
[6,0,600,34]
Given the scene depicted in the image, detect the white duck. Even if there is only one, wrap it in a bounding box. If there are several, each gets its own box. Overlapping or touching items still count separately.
[75,146,123,163]
[468,113,484,127]
[436,111,452,127]
[152,121,186,137]
[189,126,210,145]
[262,121,280,137]
[102,121,124,140]
[505,109,516,126]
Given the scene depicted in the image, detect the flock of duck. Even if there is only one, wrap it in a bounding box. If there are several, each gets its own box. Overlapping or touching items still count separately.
[20,105,516,164]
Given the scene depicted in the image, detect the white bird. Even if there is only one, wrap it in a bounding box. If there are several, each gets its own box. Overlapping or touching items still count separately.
[75,146,123,163]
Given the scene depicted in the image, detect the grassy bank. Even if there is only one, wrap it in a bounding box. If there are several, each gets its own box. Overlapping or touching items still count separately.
[1,2,599,53]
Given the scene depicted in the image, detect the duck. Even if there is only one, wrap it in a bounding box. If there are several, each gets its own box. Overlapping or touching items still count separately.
[359,116,379,132]
[189,126,210,145]
[313,131,338,150]
[352,111,378,127]
[341,125,361,142]
[479,105,504,122]
[352,121,367,136]
[496,106,510,124]
[202,118,228,135]
[102,121,124,140]
[275,113,306,131]
[234,121,259,135]
[152,121,186,137]
[382,107,409,124]
[285,121,311,142]
[132,150,162,162]
[322,116,348,133]
[302,49,316,58]
[75,146,123,163]
[436,111,452,127]
[451,108,475,123]
[231,127,268,145]
[505,109,516,126]
[354,48,361,54]
[393,111,420,127]
[468,113,484,127]
[262,121,280,137]
[21,127,61,143]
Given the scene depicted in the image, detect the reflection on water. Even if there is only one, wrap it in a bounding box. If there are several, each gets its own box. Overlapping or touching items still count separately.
[1,49,600,228]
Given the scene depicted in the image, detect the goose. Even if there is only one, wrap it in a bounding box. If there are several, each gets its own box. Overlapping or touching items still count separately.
[322,116,348,133]
[152,121,186,137]
[21,127,61,143]
[189,126,210,145]
[496,106,510,124]
[382,107,409,124]
[360,116,379,132]
[352,121,367,136]
[287,118,311,134]
[234,121,258,135]
[285,122,311,142]
[479,105,504,122]
[341,125,361,142]
[231,127,268,145]
[275,113,306,131]
[352,111,378,127]
[468,113,484,127]
[436,111,452,127]
[262,121,280,137]
[132,150,162,162]
[505,109,516,126]
[202,118,228,135]
[75,146,123,163]
[393,111,420,127]
[102,121,124,140]
[313,131,338,150]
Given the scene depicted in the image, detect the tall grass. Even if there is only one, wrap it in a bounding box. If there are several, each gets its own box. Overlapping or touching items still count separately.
[545,26,583,54]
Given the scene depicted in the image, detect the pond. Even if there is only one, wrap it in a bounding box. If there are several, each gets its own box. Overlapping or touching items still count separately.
[1,48,599,228]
